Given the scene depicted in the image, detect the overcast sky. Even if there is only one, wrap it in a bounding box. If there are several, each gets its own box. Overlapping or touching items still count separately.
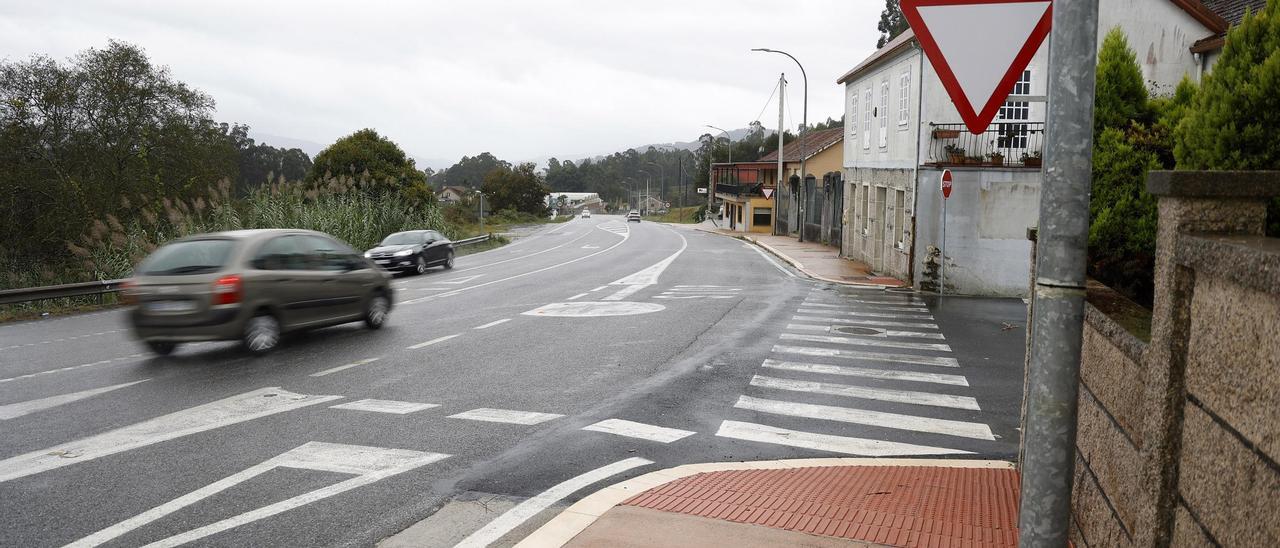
[1,1,883,167]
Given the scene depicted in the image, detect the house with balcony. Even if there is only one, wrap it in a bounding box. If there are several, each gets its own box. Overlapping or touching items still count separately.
[711,162,778,233]
[836,0,1244,296]
[759,127,846,245]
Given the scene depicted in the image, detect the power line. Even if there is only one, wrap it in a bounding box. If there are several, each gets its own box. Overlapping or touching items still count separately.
[753,78,781,126]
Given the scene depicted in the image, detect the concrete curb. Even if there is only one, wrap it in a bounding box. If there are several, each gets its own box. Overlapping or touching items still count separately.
[690,227,900,289]
[514,458,1014,548]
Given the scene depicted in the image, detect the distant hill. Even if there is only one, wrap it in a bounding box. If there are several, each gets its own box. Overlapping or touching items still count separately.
[522,127,756,169]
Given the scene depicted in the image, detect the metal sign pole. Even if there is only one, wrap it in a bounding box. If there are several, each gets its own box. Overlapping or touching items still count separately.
[941,195,946,296]
[1019,0,1099,544]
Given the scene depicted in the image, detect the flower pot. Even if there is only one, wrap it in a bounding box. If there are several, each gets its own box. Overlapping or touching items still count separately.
[947,153,965,164]
[989,154,1005,166]
[1024,158,1042,168]
[933,129,961,139]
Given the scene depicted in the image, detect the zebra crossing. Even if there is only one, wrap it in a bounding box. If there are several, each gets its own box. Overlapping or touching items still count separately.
[714,286,999,457]
[652,285,743,299]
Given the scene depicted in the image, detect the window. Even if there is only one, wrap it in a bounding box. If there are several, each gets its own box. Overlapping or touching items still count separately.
[878,79,889,148]
[849,90,858,139]
[860,184,869,234]
[898,70,911,126]
[752,207,772,228]
[894,190,906,248]
[301,235,356,271]
[862,87,872,149]
[140,239,236,275]
[251,236,306,271]
[998,70,1031,149]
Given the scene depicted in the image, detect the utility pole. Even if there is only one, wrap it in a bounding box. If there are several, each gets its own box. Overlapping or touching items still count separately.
[775,72,785,236]
[752,48,807,241]
[1019,0,1100,545]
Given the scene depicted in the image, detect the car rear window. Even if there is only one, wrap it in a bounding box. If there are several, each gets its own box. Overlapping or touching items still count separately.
[137,239,236,276]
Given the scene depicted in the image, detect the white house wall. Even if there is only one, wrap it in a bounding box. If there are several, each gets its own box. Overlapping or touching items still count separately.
[1098,0,1212,92]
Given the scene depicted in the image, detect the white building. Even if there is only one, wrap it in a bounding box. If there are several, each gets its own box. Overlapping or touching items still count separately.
[836,0,1248,296]
[546,192,605,212]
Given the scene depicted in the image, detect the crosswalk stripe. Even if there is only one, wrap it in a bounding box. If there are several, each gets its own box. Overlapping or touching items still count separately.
[784,323,946,340]
[780,333,952,353]
[581,419,695,443]
[715,420,971,456]
[805,298,926,306]
[734,396,994,440]
[797,308,933,320]
[802,301,929,313]
[329,399,440,414]
[761,359,968,386]
[447,408,564,425]
[750,375,980,410]
[773,345,960,367]
[792,315,939,330]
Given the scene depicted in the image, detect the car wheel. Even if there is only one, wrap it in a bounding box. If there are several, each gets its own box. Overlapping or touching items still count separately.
[415,255,428,275]
[243,312,280,354]
[443,251,455,269]
[146,341,178,356]
[364,292,390,329]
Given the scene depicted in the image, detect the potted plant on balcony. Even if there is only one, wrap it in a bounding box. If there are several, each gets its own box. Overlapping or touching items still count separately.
[987,151,1005,166]
[933,127,961,139]
[966,155,984,165]
[1021,150,1042,167]
[944,144,966,164]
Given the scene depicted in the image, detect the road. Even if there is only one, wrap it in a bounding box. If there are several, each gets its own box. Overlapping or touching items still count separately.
[0,215,1026,547]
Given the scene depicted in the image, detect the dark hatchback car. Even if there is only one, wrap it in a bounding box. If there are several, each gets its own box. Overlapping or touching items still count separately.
[364,230,455,274]
[123,229,394,355]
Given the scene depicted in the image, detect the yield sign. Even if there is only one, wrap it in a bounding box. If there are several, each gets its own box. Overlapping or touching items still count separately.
[902,0,1053,134]
[762,187,775,200]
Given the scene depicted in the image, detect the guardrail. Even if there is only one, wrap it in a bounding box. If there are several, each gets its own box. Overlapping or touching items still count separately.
[1,233,498,306]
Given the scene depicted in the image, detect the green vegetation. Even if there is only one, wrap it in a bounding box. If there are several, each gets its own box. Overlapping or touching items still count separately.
[877,0,909,48]
[309,128,435,210]
[481,163,551,216]
[651,206,705,224]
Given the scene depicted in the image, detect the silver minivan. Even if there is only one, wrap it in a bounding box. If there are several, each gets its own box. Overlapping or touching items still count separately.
[124,229,394,355]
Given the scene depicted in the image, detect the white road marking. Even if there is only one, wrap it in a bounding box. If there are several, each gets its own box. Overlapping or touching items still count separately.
[802,301,929,313]
[780,333,952,352]
[0,387,341,483]
[330,399,439,414]
[744,242,797,277]
[761,359,969,386]
[406,334,460,350]
[603,229,689,301]
[601,284,648,301]
[474,319,511,329]
[448,408,564,425]
[450,225,598,274]
[456,457,653,548]
[436,275,483,285]
[566,292,589,300]
[773,345,960,367]
[0,353,147,384]
[523,301,664,317]
[668,287,742,292]
[0,329,124,351]
[66,442,448,548]
[581,245,600,249]
[715,420,970,456]
[805,298,926,306]
[750,375,980,410]
[784,323,946,340]
[653,294,735,299]
[590,285,608,292]
[797,308,933,320]
[309,357,380,377]
[0,379,150,420]
[792,315,939,329]
[581,419,695,443]
[735,396,994,440]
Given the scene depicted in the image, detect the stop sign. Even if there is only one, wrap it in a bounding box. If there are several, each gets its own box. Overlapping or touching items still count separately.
[941,169,953,199]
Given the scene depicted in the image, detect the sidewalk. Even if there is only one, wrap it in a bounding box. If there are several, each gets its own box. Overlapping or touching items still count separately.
[686,220,907,288]
[517,459,1019,547]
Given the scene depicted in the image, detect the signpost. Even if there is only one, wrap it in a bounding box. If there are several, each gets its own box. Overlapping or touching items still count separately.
[940,169,952,294]
[901,0,1053,134]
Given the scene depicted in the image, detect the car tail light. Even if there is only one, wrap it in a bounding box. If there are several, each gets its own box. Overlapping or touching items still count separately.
[119,280,135,305]
[211,275,242,305]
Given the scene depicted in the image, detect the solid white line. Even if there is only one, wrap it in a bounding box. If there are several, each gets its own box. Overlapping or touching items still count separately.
[780,333,952,352]
[750,375,980,410]
[455,457,653,548]
[784,323,946,340]
[329,399,440,414]
[715,420,970,457]
[735,396,994,440]
[567,292,589,300]
[474,319,511,330]
[309,357,380,377]
[448,408,564,425]
[761,359,968,386]
[582,419,695,443]
[0,353,148,384]
[792,315,939,330]
[773,344,960,367]
[590,285,609,292]
[0,379,150,420]
[0,387,341,483]
[744,242,797,278]
[797,308,933,320]
[406,334,460,350]
[601,284,648,301]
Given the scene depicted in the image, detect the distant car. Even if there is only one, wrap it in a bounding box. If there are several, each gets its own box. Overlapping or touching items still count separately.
[123,229,393,355]
[627,210,641,223]
[581,210,591,218]
[364,230,454,274]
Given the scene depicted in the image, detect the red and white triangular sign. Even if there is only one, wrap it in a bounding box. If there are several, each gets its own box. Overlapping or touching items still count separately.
[902,0,1052,134]
[762,187,775,200]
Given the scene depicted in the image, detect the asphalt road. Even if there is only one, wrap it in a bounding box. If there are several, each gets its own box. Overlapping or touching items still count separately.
[0,215,1027,548]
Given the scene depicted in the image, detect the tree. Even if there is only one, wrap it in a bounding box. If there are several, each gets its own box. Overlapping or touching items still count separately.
[308,129,426,188]
[877,0,909,48]
[438,152,511,189]
[481,163,549,215]
[1094,28,1150,137]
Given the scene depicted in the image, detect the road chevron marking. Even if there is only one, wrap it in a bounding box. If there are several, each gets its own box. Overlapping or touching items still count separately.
[0,379,151,420]
[581,419,695,443]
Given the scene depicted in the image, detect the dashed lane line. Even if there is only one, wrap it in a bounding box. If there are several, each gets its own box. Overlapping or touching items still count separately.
[309,357,380,377]
[405,334,460,350]
[473,319,511,330]
[581,419,696,443]
[0,329,125,351]
[567,292,589,300]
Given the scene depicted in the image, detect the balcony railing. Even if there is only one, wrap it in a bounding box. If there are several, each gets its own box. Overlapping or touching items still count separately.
[714,182,763,198]
[927,122,1044,168]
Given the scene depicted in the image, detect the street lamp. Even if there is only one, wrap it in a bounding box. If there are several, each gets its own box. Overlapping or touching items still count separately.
[705,125,733,164]
[645,161,665,211]
[638,169,653,214]
[752,48,808,242]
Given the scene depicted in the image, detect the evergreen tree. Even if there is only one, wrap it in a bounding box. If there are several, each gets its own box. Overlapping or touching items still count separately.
[1093,28,1149,137]
[877,0,909,48]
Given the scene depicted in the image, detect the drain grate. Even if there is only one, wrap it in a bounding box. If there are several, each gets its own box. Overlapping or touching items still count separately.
[833,326,882,336]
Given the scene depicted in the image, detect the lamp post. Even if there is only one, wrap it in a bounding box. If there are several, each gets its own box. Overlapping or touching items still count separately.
[638,169,653,215]
[752,48,807,242]
[645,161,665,211]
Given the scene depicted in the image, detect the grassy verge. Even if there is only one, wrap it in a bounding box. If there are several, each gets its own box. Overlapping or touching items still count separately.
[650,206,704,224]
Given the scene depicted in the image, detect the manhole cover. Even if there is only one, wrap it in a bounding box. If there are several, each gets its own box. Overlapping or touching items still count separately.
[833,326,883,336]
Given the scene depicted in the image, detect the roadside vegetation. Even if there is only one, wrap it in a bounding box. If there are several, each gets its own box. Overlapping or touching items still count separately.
[651,205,706,224]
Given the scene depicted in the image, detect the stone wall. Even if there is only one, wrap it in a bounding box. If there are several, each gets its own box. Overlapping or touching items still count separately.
[1066,171,1280,547]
